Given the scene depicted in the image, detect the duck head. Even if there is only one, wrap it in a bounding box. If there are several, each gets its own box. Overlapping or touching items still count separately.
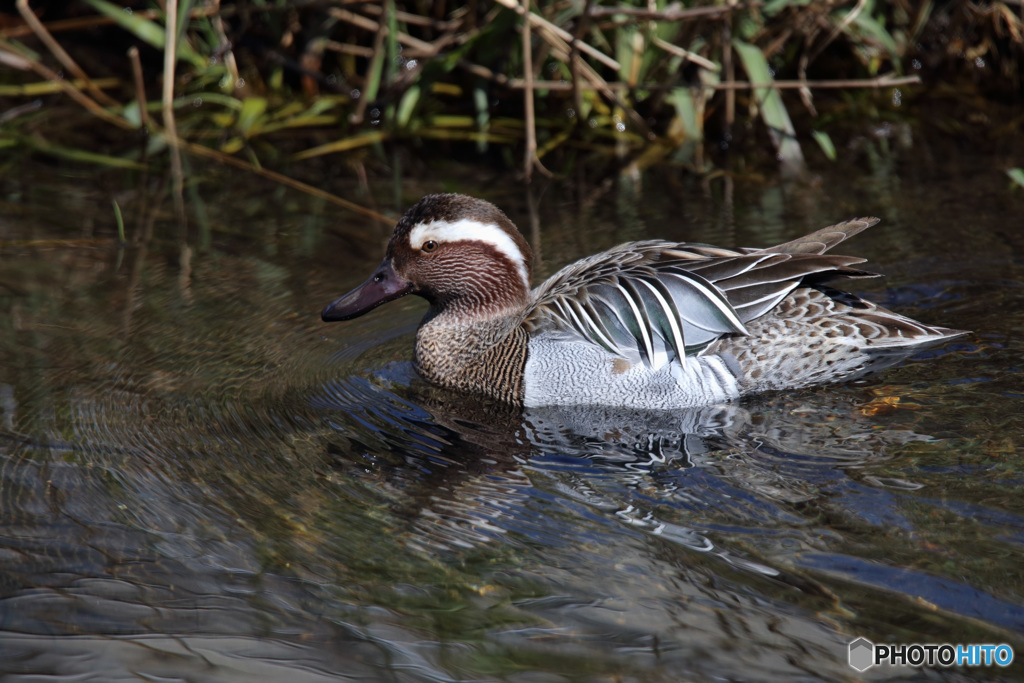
[322,194,534,324]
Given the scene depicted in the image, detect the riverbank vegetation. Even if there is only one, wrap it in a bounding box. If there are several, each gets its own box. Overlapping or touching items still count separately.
[2,0,1022,215]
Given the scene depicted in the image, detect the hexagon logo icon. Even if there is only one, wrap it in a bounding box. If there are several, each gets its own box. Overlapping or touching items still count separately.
[849,637,875,671]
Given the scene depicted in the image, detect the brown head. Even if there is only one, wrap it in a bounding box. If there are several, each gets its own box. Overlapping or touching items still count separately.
[322,194,534,324]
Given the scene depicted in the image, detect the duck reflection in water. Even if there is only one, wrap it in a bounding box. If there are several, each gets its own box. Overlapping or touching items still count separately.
[313,358,941,581]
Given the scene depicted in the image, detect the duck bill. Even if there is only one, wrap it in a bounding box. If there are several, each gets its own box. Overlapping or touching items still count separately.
[321,261,413,322]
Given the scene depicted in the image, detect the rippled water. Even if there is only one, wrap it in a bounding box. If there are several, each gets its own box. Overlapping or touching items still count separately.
[1,149,1022,680]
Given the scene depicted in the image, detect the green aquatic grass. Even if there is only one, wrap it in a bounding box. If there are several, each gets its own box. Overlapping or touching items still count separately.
[112,200,125,242]
[1008,168,1024,190]
[1,0,1019,192]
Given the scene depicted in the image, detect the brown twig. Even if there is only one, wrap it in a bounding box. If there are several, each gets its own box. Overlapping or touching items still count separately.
[180,140,394,225]
[15,0,119,107]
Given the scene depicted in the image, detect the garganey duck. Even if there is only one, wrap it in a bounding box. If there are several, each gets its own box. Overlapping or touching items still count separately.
[322,194,965,409]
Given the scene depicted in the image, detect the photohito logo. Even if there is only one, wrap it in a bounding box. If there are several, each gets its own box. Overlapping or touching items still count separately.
[848,638,1014,671]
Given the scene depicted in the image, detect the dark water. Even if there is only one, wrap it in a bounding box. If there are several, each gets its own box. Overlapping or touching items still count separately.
[1,147,1022,681]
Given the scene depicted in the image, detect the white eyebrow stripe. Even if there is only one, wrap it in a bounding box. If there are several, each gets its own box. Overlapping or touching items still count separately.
[409,218,530,289]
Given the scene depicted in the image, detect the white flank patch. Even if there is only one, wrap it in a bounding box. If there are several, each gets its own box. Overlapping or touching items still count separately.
[409,219,530,288]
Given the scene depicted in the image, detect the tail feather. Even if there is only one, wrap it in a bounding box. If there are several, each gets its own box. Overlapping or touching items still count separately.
[756,217,880,256]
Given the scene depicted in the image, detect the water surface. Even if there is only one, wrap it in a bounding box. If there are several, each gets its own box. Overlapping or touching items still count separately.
[1,149,1021,680]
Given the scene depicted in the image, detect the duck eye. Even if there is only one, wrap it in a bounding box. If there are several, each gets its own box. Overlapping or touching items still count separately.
[421,240,439,253]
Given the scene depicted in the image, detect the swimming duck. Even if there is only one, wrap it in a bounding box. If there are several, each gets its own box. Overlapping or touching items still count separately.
[322,194,965,409]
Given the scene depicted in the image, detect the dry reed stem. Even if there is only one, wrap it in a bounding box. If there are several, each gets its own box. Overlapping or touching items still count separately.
[521,0,551,180]
[15,0,119,107]
[162,0,186,231]
[807,0,869,66]
[127,46,149,129]
[325,41,374,58]
[570,0,595,133]
[349,12,387,125]
[361,3,464,30]
[457,60,509,85]
[210,0,241,87]
[710,73,920,89]
[531,25,654,139]
[588,3,761,21]
[1,8,394,228]
[0,6,212,39]
[505,73,920,91]
[329,8,436,54]
[493,0,621,71]
[797,49,815,116]
[652,37,720,72]
[0,38,133,129]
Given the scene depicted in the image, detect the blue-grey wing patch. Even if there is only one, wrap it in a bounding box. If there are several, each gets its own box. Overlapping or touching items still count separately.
[525,218,883,369]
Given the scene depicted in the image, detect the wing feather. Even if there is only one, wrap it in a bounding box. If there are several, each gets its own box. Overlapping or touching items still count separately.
[524,218,880,361]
